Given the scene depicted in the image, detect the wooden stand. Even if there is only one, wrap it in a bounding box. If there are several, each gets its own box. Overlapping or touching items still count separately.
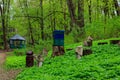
[110,40,120,44]
[52,46,65,57]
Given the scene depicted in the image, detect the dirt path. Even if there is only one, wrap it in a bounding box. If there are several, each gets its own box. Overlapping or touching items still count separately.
[0,53,6,65]
[0,53,21,80]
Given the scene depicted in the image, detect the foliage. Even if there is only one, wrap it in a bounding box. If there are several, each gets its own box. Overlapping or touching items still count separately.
[1,0,120,46]
[85,17,120,40]
[13,49,27,56]
[6,44,119,80]
[27,40,52,55]
[5,56,26,69]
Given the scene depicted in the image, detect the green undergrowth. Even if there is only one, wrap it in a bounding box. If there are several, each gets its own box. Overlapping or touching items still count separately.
[11,44,120,80]
[5,56,26,70]
[5,38,120,79]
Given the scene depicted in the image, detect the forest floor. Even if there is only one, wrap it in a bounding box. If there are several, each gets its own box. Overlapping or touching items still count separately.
[0,52,21,80]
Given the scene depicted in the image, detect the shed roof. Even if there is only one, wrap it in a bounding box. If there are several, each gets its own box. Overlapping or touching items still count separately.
[10,34,25,41]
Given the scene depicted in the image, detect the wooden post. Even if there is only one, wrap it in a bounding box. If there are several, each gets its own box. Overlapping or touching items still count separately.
[83,36,93,47]
[33,54,44,67]
[52,46,65,57]
[75,46,83,59]
[83,49,92,56]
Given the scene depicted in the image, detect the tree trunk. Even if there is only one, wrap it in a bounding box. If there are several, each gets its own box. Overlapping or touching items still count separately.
[103,0,109,37]
[113,0,120,16]
[88,0,92,23]
[53,11,56,30]
[49,0,54,32]
[2,11,7,50]
[60,0,68,34]
[67,0,85,30]
[40,0,44,40]
[78,0,84,28]
[0,0,8,50]
[67,0,78,34]
[103,0,109,17]
[28,18,35,45]
[66,0,76,25]
[52,46,65,57]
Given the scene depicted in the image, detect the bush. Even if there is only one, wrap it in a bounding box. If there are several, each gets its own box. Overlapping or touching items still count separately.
[13,49,26,56]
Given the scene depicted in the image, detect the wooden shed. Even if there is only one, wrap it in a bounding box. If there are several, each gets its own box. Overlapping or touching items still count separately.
[9,34,25,49]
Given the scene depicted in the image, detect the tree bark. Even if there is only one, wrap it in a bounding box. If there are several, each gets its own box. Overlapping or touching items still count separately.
[78,0,84,28]
[67,0,76,24]
[53,10,56,30]
[113,0,120,16]
[40,0,44,40]
[52,46,65,57]
[67,0,84,28]
[49,0,54,32]
[0,0,8,50]
[28,17,35,45]
[88,0,92,23]
[103,0,109,17]
[103,0,109,36]
[67,0,76,32]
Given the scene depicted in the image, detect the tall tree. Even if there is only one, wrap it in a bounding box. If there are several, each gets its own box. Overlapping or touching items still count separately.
[88,0,92,23]
[67,0,84,28]
[0,0,10,50]
[103,0,109,18]
[23,0,35,45]
[103,0,109,38]
[40,0,44,40]
[67,0,76,25]
[78,0,84,28]
[48,0,52,31]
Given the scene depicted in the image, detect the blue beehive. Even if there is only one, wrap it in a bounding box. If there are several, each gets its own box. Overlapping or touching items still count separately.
[54,39,64,46]
[53,30,64,39]
[53,30,64,46]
